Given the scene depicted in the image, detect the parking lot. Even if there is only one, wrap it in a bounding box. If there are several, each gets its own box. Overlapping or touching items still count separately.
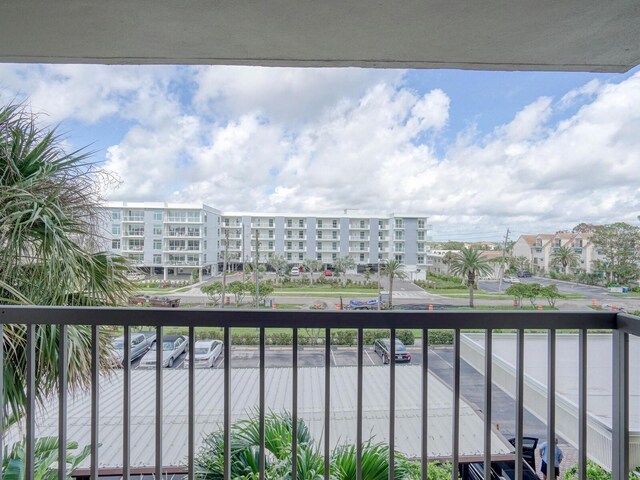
[132,345,425,369]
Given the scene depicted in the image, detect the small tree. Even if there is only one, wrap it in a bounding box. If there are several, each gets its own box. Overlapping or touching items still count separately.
[522,283,542,307]
[269,254,289,286]
[253,282,274,306]
[202,282,223,306]
[540,284,561,307]
[303,258,321,285]
[227,280,249,306]
[334,256,355,282]
[448,248,493,308]
[506,283,528,308]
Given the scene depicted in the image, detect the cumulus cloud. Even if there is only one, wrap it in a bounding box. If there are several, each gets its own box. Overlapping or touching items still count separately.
[2,63,640,239]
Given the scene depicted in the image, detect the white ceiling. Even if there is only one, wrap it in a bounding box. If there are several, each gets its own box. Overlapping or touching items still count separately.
[1,1,639,71]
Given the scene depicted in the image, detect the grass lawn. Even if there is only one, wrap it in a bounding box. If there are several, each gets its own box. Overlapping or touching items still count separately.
[611,292,640,298]
[272,291,375,298]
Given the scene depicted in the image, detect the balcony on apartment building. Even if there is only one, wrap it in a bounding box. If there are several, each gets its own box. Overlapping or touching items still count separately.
[165,216,202,224]
[165,229,202,238]
[121,216,145,223]
[121,229,145,238]
[1,308,636,479]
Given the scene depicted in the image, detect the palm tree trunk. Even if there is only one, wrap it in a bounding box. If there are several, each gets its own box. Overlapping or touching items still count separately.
[468,273,474,308]
[389,276,394,309]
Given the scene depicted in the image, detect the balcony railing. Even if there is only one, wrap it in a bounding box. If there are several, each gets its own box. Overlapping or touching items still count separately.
[165,217,202,223]
[0,308,636,480]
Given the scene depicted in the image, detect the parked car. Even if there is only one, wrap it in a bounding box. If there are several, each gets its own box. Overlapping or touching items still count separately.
[111,333,152,365]
[183,340,223,368]
[323,270,333,277]
[373,338,411,364]
[127,295,147,306]
[139,335,188,368]
[517,271,533,278]
[503,276,520,283]
[290,267,300,276]
[461,460,539,480]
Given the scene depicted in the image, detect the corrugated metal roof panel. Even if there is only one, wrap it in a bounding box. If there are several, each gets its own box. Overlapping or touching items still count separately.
[10,365,513,468]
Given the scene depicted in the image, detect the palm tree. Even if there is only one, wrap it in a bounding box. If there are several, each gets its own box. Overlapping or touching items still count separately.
[0,103,133,425]
[448,247,493,308]
[550,245,579,274]
[303,258,320,284]
[381,259,406,309]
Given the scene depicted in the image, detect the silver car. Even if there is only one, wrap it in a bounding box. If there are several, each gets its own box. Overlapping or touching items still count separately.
[111,333,151,366]
[139,335,188,368]
[183,340,223,368]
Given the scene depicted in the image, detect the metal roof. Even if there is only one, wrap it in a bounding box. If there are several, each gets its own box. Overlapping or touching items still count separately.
[9,365,514,469]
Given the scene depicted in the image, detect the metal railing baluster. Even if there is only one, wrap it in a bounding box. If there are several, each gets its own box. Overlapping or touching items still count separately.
[452,329,460,480]
[357,328,363,480]
[422,328,429,480]
[58,324,68,480]
[123,325,130,480]
[26,323,36,479]
[612,329,629,480]
[188,325,195,480]
[91,324,99,479]
[259,327,266,480]
[389,328,396,480]
[578,328,587,480]
[325,328,330,480]
[515,329,524,480]
[224,327,231,480]
[483,329,492,480]
[292,328,299,480]
[547,329,556,480]
[156,324,163,479]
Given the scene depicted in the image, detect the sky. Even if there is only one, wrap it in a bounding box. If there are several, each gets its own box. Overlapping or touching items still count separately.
[1,63,640,242]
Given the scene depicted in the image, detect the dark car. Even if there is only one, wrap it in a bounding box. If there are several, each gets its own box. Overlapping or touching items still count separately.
[373,338,411,364]
[462,460,539,480]
[517,271,533,278]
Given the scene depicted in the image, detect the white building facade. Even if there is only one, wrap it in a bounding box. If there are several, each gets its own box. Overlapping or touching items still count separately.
[104,202,431,279]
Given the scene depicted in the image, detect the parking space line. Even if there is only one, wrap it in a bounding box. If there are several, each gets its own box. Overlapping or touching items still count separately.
[364,349,376,365]
[330,347,337,366]
[214,356,224,369]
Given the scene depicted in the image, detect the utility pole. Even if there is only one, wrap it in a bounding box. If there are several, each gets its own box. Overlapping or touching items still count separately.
[254,229,260,308]
[497,228,510,293]
[221,228,229,308]
[242,223,246,283]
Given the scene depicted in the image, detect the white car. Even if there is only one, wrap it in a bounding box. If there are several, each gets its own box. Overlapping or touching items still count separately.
[183,340,223,368]
[290,267,300,276]
[503,276,521,284]
[138,335,188,368]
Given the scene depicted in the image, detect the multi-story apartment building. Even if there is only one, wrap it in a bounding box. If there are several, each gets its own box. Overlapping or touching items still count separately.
[104,202,431,279]
[512,232,603,274]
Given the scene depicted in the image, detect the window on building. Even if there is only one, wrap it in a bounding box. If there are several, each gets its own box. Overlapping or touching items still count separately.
[298,219,304,228]
[575,239,583,248]
[112,210,121,220]
[418,231,425,240]
[332,253,337,261]
[298,231,304,239]
[286,230,292,239]
[359,253,365,262]
[395,219,403,229]
[418,219,425,229]
[317,253,322,261]
[204,227,207,235]
[378,242,383,250]
[287,252,292,260]
[287,241,292,250]
[332,242,338,251]
[360,220,365,228]
[269,230,274,239]
[317,242,322,251]
[153,254,162,264]
[254,218,261,227]
[287,219,293,227]
[395,231,404,240]
[204,240,207,249]
[360,242,365,251]
[236,241,241,248]
[154,211,162,221]
[395,242,404,252]
[332,231,338,239]
[418,243,424,252]
[154,240,162,250]
[317,219,323,228]
[360,231,365,239]
[112,224,121,235]
[317,231,323,239]
[418,255,425,264]
[153,225,162,235]
[224,218,230,226]
[269,219,274,227]
[395,254,403,262]
[554,238,561,247]
[112,239,121,249]
[379,220,384,228]
[298,242,303,249]
[536,238,542,247]
[298,253,304,260]
[332,220,338,228]
[268,241,274,250]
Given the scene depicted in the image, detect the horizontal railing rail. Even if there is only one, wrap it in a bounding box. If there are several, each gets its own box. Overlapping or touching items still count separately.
[0,307,635,480]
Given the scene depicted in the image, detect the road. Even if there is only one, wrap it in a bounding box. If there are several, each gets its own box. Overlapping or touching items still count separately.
[480,276,616,301]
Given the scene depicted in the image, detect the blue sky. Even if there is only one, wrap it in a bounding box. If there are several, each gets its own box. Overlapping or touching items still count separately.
[1,64,639,241]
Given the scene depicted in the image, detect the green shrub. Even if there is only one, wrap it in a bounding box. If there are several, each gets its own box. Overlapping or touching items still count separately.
[268,331,293,345]
[332,330,357,346]
[427,330,454,345]
[396,330,415,345]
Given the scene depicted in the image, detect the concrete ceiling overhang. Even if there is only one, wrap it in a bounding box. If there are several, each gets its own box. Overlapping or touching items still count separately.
[0,1,639,72]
